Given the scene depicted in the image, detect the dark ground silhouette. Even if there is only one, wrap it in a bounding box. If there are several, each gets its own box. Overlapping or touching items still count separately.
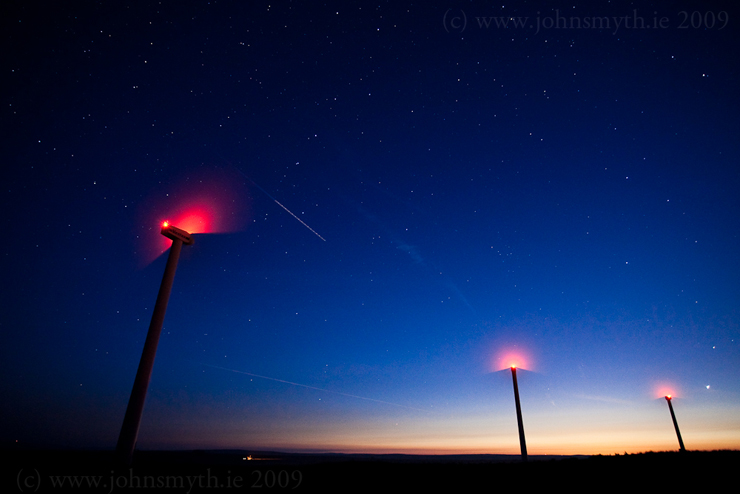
[7,449,736,492]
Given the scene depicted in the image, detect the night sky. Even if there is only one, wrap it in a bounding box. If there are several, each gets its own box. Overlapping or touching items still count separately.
[2,1,739,455]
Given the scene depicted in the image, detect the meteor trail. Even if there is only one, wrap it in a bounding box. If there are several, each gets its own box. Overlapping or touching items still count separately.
[235,167,326,241]
[204,364,427,412]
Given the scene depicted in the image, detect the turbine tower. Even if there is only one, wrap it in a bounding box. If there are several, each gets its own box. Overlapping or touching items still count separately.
[664,395,686,452]
[510,366,528,461]
[116,222,194,464]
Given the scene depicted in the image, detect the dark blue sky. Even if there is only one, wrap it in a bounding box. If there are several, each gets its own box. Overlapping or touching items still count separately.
[2,1,739,454]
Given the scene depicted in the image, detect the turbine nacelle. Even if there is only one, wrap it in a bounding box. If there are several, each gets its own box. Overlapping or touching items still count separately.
[161,221,195,245]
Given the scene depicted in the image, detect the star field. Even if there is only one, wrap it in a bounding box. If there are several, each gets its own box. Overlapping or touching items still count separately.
[1,1,739,454]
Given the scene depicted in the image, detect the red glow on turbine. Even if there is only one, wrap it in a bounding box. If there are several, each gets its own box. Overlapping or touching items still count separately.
[479,330,539,374]
[152,205,214,256]
[492,349,532,372]
[654,383,679,400]
[135,166,252,267]
[169,207,212,234]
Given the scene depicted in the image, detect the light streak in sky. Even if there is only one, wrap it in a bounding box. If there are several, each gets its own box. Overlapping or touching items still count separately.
[234,167,326,241]
[204,364,427,412]
[272,199,326,241]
